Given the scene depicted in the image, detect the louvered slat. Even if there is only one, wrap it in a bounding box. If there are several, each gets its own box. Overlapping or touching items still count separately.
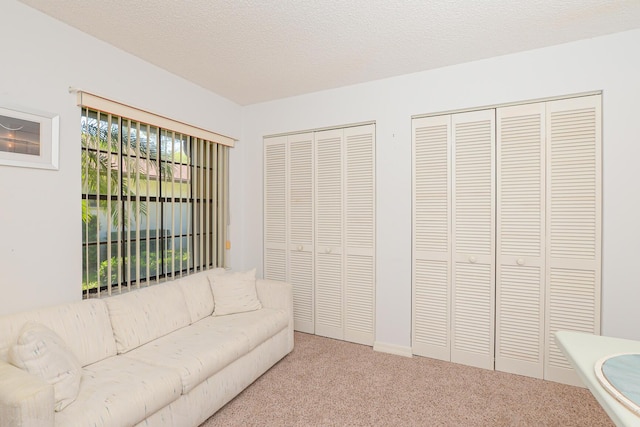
[497,265,543,361]
[290,250,314,332]
[499,112,543,257]
[451,110,495,370]
[315,128,344,340]
[288,132,314,333]
[264,137,287,281]
[549,108,597,260]
[289,135,314,245]
[454,119,493,255]
[545,95,601,386]
[264,249,286,282]
[413,259,449,360]
[453,262,493,354]
[412,115,451,360]
[344,124,375,345]
[495,103,545,379]
[547,268,597,371]
[345,254,374,344]
[414,123,449,253]
[315,252,343,339]
[315,131,343,248]
[346,129,374,249]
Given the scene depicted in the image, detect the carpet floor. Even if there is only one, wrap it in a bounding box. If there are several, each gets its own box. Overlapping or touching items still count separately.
[201,332,612,426]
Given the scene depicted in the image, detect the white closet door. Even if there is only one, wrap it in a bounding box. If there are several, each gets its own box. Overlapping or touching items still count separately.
[344,124,376,345]
[264,136,288,282]
[451,109,496,370]
[545,94,602,386]
[412,115,451,361]
[288,132,315,333]
[496,103,545,378]
[314,128,344,340]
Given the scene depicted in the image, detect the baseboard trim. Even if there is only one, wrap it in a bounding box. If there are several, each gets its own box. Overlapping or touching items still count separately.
[373,341,413,358]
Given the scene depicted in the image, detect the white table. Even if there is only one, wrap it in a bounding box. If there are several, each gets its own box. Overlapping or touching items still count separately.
[555,331,640,427]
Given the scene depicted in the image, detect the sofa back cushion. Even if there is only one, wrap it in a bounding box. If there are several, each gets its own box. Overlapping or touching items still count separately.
[0,299,117,367]
[210,268,263,316]
[105,282,191,353]
[178,269,225,323]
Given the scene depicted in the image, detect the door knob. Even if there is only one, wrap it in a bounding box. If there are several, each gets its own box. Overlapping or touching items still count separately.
[469,256,477,263]
[297,245,303,251]
[516,258,525,266]
[325,248,332,254]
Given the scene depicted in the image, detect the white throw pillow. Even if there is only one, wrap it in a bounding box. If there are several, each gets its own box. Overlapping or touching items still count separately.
[9,322,82,411]
[210,268,262,316]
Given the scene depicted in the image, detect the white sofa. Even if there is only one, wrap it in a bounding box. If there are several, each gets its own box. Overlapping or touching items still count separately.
[0,269,294,427]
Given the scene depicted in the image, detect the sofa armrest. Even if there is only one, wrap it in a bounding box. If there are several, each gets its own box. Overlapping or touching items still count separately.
[0,360,54,427]
[256,279,294,351]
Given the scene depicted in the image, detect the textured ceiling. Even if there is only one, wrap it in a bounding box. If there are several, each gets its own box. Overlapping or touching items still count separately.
[17,0,640,105]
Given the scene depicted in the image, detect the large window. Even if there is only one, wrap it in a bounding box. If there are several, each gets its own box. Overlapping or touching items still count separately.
[81,106,229,296]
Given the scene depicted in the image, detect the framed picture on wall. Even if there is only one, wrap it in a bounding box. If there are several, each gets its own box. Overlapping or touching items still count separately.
[0,105,59,170]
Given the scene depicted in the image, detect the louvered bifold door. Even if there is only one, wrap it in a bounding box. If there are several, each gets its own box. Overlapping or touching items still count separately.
[412,115,451,361]
[451,109,496,370]
[288,132,315,334]
[264,136,288,282]
[344,124,376,346]
[496,103,545,378]
[545,94,601,386]
[314,128,345,340]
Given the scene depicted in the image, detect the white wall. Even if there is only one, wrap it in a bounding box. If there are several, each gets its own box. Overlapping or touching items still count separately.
[0,1,242,315]
[238,29,640,348]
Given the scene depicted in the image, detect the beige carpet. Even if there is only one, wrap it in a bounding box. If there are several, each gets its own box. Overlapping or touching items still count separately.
[201,332,612,426]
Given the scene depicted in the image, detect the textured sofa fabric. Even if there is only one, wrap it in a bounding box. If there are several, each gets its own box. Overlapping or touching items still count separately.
[104,282,193,354]
[0,272,294,427]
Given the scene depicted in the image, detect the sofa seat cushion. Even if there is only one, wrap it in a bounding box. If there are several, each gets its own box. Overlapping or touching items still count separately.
[198,308,289,351]
[124,308,289,394]
[55,356,181,427]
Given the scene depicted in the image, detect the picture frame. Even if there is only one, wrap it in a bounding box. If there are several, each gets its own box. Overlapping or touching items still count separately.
[0,105,59,170]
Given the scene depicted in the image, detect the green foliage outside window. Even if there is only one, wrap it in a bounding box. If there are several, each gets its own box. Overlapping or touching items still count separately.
[81,110,191,292]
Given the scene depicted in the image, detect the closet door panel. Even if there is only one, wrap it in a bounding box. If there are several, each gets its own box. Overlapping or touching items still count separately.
[412,115,451,360]
[451,110,495,370]
[495,103,545,378]
[345,253,374,344]
[315,252,343,338]
[497,264,543,374]
[315,129,344,340]
[290,250,314,331]
[264,136,288,282]
[545,95,601,386]
[452,261,493,368]
[288,132,314,333]
[344,125,375,345]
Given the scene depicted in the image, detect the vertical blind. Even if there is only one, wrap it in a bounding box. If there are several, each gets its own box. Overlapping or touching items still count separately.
[80,103,230,297]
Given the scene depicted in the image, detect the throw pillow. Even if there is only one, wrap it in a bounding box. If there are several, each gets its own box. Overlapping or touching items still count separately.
[210,268,262,316]
[9,322,82,412]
